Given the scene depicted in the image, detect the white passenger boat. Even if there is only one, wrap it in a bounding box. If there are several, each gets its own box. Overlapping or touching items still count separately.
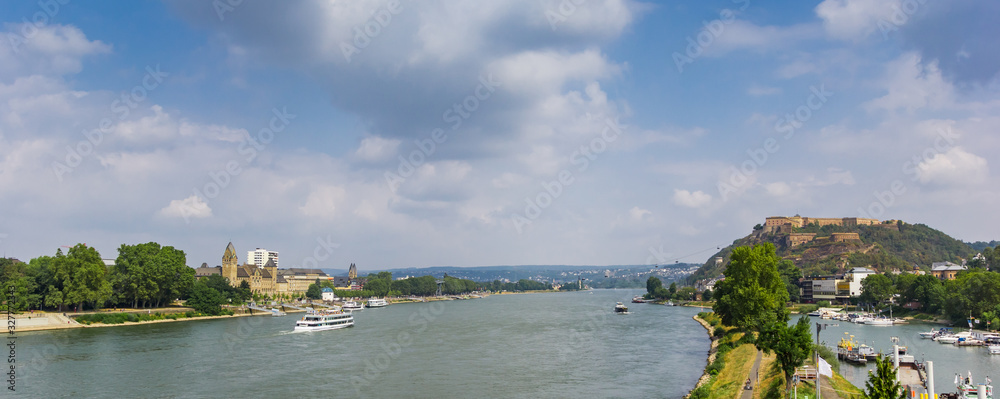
[864,317,893,326]
[367,298,388,308]
[342,301,364,311]
[988,345,1000,355]
[293,310,355,332]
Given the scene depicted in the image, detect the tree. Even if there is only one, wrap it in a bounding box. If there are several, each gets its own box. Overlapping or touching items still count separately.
[863,355,905,399]
[646,276,662,296]
[757,316,812,389]
[859,274,895,306]
[702,289,713,301]
[305,283,322,300]
[51,245,113,311]
[668,282,677,296]
[186,281,226,315]
[777,260,802,303]
[713,243,790,332]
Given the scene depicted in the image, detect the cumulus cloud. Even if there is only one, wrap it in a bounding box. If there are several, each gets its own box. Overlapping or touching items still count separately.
[815,0,900,41]
[354,136,401,163]
[0,24,112,80]
[916,147,989,185]
[673,189,712,208]
[629,206,652,221]
[159,195,212,219]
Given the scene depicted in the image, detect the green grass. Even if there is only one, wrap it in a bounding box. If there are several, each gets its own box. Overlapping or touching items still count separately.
[74,309,234,325]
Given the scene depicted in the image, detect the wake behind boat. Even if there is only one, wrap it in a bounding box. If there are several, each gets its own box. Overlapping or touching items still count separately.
[293,309,355,332]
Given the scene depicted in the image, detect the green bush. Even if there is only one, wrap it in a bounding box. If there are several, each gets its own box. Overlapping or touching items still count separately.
[688,384,711,399]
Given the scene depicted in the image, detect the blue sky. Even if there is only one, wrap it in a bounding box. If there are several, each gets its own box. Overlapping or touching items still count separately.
[1,0,997,271]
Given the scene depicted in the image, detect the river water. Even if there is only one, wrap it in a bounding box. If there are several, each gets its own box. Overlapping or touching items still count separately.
[16,289,710,398]
[807,317,1000,393]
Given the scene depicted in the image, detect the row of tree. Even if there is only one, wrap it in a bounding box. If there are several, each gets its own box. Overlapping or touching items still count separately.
[858,268,1000,328]
[643,277,697,301]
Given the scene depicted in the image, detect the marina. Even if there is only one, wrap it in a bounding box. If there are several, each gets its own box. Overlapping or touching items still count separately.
[812,317,999,397]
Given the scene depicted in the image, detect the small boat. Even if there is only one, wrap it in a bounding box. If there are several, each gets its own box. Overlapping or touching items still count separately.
[632,296,645,303]
[988,345,1000,355]
[342,301,364,311]
[270,309,287,317]
[293,310,355,332]
[945,372,993,399]
[665,300,677,306]
[367,298,388,308]
[614,302,629,314]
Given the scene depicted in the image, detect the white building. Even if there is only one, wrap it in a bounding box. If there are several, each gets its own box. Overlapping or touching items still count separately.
[321,287,337,302]
[247,248,279,268]
[840,267,876,297]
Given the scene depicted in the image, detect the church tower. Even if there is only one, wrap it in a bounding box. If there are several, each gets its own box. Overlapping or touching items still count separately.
[222,242,238,283]
[348,263,357,279]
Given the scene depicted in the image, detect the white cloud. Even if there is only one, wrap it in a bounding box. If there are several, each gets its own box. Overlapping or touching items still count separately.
[673,189,712,208]
[747,84,781,96]
[299,185,347,220]
[765,182,793,197]
[354,136,401,162]
[629,206,652,221]
[916,147,989,185]
[815,0,902,41]
[0,24,112,80]
[866,53,955,113]
[706,21,821,56]
[158,195,212,219]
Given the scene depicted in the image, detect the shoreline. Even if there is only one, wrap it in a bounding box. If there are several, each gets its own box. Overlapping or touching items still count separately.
[14,294,501,333]
[684,314,718,399]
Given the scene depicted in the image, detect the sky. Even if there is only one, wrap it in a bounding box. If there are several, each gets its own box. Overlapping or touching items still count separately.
[1,0,998,271]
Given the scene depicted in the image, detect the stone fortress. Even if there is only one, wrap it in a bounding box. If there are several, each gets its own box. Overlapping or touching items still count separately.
[759,215,901,247]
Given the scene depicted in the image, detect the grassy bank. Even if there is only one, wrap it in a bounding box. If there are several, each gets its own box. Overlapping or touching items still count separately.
[74,309,235,325]
[690,312,864,399]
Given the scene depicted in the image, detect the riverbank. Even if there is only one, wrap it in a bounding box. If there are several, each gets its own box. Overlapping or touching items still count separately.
[687,313,864,399]
[14,294,498,332]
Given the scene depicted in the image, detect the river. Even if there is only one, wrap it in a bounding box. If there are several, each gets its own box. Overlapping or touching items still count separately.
[16,289,710,398]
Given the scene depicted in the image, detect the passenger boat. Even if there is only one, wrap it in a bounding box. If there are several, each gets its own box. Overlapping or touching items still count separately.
[342,301,364,311]
[367,298,388,308]
[864,317,893,326]
[614,302,629,314]
[293,310,355,332]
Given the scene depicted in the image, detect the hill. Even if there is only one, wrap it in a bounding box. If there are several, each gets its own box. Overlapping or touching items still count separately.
[687,220,975,283]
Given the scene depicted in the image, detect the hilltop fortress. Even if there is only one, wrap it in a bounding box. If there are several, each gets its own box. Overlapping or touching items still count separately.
[758,215,901,247]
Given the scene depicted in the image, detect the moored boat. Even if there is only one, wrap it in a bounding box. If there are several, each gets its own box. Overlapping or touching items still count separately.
[367,298,388,308]
[342,301,364,311]
[632,296,645,303]
[293,309,355,332]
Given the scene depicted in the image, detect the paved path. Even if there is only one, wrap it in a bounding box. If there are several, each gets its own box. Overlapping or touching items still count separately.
[741,350,763,399]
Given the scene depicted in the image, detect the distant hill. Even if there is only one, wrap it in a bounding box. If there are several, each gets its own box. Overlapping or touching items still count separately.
[967,240,1000,252]
[687,221,975,283]
[326,263,699,284]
